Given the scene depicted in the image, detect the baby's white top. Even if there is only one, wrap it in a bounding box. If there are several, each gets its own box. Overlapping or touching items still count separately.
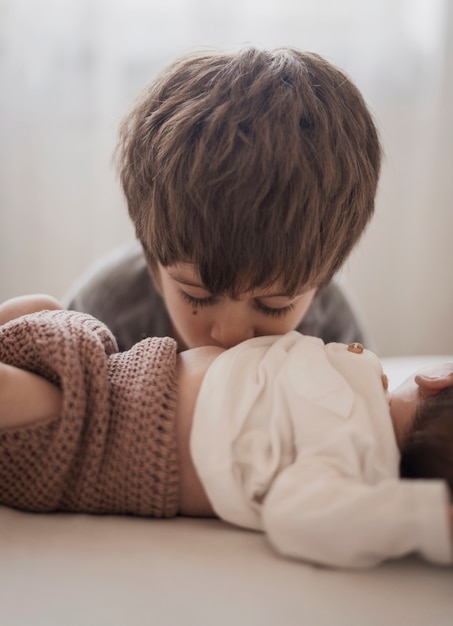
[190,332,452,568]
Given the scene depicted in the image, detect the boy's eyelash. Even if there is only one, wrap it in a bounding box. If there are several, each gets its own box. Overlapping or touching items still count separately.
[253,300,295,318]
[179,289,294,318]
[179,290,218,308]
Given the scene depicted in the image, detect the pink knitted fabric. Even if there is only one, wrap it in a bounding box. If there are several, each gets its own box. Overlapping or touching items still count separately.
[0,309,179,517]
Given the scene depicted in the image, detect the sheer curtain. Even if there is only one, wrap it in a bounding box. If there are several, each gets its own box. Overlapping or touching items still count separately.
[0,0,451,355]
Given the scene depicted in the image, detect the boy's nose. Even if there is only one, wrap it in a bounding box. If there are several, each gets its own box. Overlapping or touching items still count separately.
[210,309,254,349]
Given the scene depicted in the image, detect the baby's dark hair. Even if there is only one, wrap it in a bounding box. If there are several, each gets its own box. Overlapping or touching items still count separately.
[117,46,381,297]
[400,386,453,499]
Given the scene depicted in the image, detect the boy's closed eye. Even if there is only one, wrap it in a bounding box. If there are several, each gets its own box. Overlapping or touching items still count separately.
[177,288,296,319]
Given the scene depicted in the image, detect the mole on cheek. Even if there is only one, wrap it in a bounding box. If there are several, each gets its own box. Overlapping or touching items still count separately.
[192,310,198,315]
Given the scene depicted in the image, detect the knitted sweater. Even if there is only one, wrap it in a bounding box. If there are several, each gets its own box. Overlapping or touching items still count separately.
[0,309,179,517]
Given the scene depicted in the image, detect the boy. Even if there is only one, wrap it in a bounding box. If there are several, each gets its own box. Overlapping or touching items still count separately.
[67,46,381,352]
[0,295,452,569]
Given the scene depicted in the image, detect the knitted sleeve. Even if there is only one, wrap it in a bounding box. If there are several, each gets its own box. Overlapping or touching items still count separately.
[0,309,179,517]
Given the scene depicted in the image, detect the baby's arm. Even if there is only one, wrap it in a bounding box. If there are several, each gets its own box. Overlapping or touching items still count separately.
[0,293,62,326]
[261,457,452,568]
[0,362,62,430]
[175,346,225,517]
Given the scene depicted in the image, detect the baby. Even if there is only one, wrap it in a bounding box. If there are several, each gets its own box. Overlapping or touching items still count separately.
[188,331,453,568]
[0,295,452,569]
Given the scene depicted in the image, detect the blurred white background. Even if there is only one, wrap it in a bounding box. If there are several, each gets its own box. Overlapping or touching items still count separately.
[0,0,452,356]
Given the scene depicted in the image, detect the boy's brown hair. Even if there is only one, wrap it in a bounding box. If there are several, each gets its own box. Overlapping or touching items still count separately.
[117,47,381,296]
[400,386,453,499]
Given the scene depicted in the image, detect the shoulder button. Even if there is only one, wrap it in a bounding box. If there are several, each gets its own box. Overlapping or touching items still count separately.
[347,342,364,354]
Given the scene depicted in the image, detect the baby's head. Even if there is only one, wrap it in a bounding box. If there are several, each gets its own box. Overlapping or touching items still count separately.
[389,364,453,498]
[399,385,453,498]
[117,46,381,297]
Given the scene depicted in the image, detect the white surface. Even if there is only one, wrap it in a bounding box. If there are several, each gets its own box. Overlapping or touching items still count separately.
[1,511,453,626]
[1,355,453,626]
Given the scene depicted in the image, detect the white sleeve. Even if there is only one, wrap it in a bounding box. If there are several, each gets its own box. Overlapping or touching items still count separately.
[261,457,453,569]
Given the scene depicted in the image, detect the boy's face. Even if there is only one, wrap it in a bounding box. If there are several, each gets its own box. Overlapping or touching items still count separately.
[153,263,317,350]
